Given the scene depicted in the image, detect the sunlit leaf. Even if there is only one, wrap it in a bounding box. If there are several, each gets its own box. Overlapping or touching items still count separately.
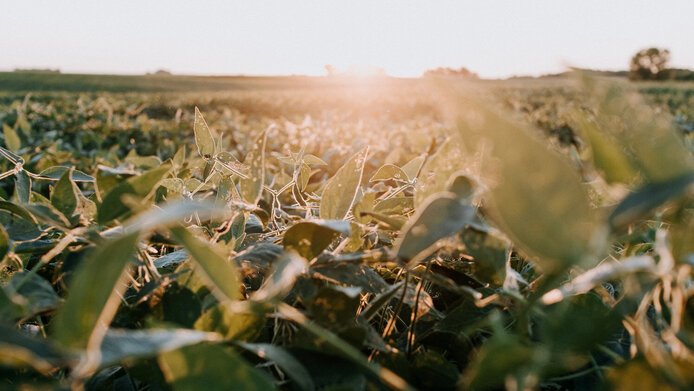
[370,164,408,182]
[401,155,425,181]
[98,164,171,224]
[320,147,368,220]
[582,78,694,183]
[3,123,21,152]
[240,129,268,205]
[454,94,599,273]
[193,107,216,160]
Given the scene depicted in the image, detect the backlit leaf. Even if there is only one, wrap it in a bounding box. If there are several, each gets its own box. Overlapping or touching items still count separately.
[193,107,216,160]
[240,129,268,205]
[320,147,368,220]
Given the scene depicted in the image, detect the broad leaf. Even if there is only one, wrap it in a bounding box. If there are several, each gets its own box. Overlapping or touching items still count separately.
[237,342,315,391]
[193,107,216,160]
[52,233,139,349]
[320,147,368,220]
[282,220,350,260]
[38,166,95,182]
[251,251,307,302]
[240,129,268,205]
[98,164,171,224]
[395,193,475,265]
[15,170,31,204]
[51,167,78,219]
[170,227,241,302]
[158,343,277,391]
[99,329,219,369]
[370,164,408,182]
[3,123,21,152]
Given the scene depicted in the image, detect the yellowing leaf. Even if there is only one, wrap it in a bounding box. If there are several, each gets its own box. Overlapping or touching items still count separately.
[370,164,408,182]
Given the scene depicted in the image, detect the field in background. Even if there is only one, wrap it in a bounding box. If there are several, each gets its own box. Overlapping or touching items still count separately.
[2,72,694,390]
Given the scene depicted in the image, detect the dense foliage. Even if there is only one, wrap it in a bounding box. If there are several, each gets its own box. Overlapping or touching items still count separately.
[2,76,694,390]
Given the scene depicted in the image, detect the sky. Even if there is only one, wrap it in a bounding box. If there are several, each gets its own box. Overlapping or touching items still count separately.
[1,1,693,79]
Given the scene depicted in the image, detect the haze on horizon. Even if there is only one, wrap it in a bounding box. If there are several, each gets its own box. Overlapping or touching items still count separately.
[2,0,693,79]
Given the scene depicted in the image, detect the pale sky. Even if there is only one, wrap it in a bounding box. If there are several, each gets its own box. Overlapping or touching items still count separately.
[2,1,693,78]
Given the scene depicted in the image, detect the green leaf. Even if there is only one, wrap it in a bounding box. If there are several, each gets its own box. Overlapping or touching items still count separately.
[194,303,264,341]
[237,342,315,391]
[374,196,414,215]
[0,224,9,261]
[535,293,623,353]
[320,147,368,220]
[0,200,38,224]
[154,249,189,270]
[170,227,241,302]
[251,251,307,302]
[38,166,95,182]
[15,170,31,204]
[302,154,327,166]
[0,323,64,374]
[51,167,78,219]
[414,139,465,208]
[99,329,219,369]
[311,262,388,294]
[158,343,277,391]
[610,173,694,229]
[3,123,21,152]
[569,110,636,184]
[282,220,350,260]
[395,194,475,265]
[240,129,268,205]
[52,232,139,349]
[462,333,537,391]
[370,164,409,182]
[582,79,694,183]
[5,272,61,319]
[454,95,599,273]
[277,304,412,391]
[401,155,425,181]
[98,164,171,224]
[193,107,216,160]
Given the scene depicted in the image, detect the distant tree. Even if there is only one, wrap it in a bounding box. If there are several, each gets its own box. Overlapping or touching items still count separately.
[629,48,670,80]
